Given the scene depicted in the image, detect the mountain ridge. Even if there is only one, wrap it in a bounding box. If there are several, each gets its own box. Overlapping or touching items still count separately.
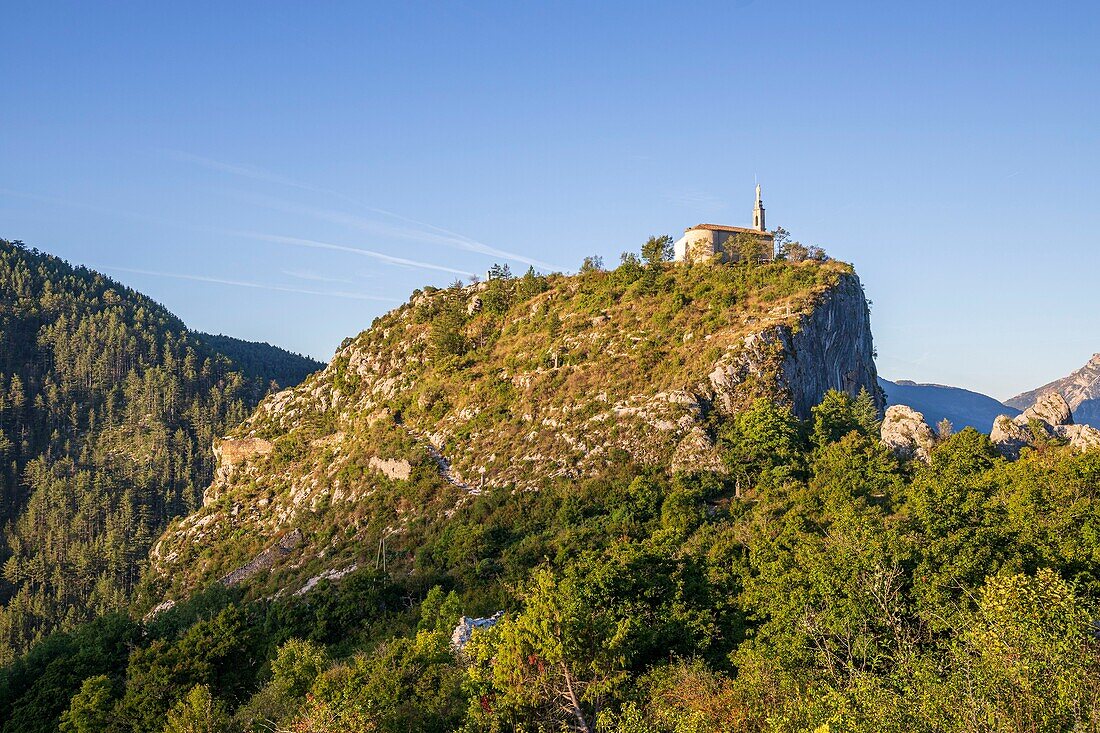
[1007,353,1100,427]
[878,377,1017,432]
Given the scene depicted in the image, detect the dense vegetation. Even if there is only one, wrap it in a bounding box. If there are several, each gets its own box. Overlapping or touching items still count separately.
[196,334,321,391]
[3,239,1097,732]
[0,240,316,663]
[4,390,1100,732]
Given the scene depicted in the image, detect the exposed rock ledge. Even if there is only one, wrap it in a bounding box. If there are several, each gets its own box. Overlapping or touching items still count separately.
[991,392,1100,458]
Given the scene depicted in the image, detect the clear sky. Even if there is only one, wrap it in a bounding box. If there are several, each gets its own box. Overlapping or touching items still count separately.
[2,1,1098,399]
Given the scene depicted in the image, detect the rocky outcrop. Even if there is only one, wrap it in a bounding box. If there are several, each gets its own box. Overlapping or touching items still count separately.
[1008,354,1100,427]
[451,611,504,651]
[778,274,882,418]
[991,392,1100,458]
[220,528,304,586]
[369,456,412,481]
[148,261,886,602]
[213,437,274,481]
[880,405,936,462]
[1020,392,1074,428]
[704,273,882,419]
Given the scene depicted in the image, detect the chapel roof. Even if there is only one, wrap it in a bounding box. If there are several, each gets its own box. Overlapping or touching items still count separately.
[686,224,774,237]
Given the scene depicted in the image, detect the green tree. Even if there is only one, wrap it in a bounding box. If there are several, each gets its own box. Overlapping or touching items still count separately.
[580,255,604,273]
[640,235,673,266]
[59,675,115,733]
[718,398,805,493]
[811,389,879,449]
[162,685,229,733]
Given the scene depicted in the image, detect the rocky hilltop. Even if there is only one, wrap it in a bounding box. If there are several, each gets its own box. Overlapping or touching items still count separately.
[146,259,881,602]
[1007,354,1100,427]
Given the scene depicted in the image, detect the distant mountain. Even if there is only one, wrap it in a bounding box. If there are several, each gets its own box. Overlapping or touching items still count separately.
[1007,354,1100,428]
[197,333,323,390]
[879,377,1017,432]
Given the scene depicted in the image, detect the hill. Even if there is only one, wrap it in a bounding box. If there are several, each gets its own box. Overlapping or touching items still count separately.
[879,377,1017,432]
[5,253,1100,733]
[195,333,322,389]
[0,239,317,662]
[1007,353,1100,427]
[146,257,881,603]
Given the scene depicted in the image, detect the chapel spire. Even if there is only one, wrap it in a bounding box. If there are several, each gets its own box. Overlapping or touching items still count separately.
[753,184,766,231]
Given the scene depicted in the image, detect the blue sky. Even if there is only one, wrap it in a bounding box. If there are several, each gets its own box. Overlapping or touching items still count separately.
[2,1,1098,399]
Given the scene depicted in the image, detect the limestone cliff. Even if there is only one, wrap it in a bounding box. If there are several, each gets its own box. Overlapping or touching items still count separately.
[146,259,881,602]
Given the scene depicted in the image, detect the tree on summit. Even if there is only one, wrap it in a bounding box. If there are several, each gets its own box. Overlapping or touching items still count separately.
[641,235,673,266]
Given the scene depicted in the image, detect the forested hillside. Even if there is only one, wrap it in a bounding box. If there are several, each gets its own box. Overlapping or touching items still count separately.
[3,396,1100,733]
[0,240,316,663]
[195,334,321,391]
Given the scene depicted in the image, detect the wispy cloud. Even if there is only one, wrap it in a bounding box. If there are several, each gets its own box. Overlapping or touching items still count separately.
[166,149,564,270]
[280,268,358,284]
[104,266,398,302]
[226,230,478,277]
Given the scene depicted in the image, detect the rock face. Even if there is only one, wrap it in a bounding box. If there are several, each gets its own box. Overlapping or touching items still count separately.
[220,529,304,586]
[1020,392,1074,428]
[369,456,412,481]
[991,392,1100,458]
[1008,354,1100,428]
[702,273,882,419]
[775,273,882,417]
[213,438,274,480]
[880,405,936,462]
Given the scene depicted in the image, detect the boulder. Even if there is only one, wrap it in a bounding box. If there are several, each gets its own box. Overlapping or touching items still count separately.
[451,611,504,652]
[990,415,1032,459]
[369,456,412,481]
[880,405,936,462]
[991,392,1099,458]
[1055,424,1100,452]
[1018,392,1073,428]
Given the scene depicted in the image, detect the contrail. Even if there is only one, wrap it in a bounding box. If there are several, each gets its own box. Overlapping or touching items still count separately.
[226,230,478,277]
[165,149,563,270]
[104,266,398,302]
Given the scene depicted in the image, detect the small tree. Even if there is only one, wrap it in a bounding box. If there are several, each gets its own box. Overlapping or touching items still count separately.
[487,263,512,280]
[937,418,954,440]
[640,235,673,266]
[60,675,115,733]
[783,241,809,262]
[163,685,230,733]
[772,227,792,259]
[580,255,604,273]
[736,233,762,267]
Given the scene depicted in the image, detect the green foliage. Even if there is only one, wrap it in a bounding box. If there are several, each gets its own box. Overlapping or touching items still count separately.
[0,240,312,662]
[640,235,673,266]
[59,675,115,733]
[811,388,880,449]
[162,684,230,733]
[718,398,806,492]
